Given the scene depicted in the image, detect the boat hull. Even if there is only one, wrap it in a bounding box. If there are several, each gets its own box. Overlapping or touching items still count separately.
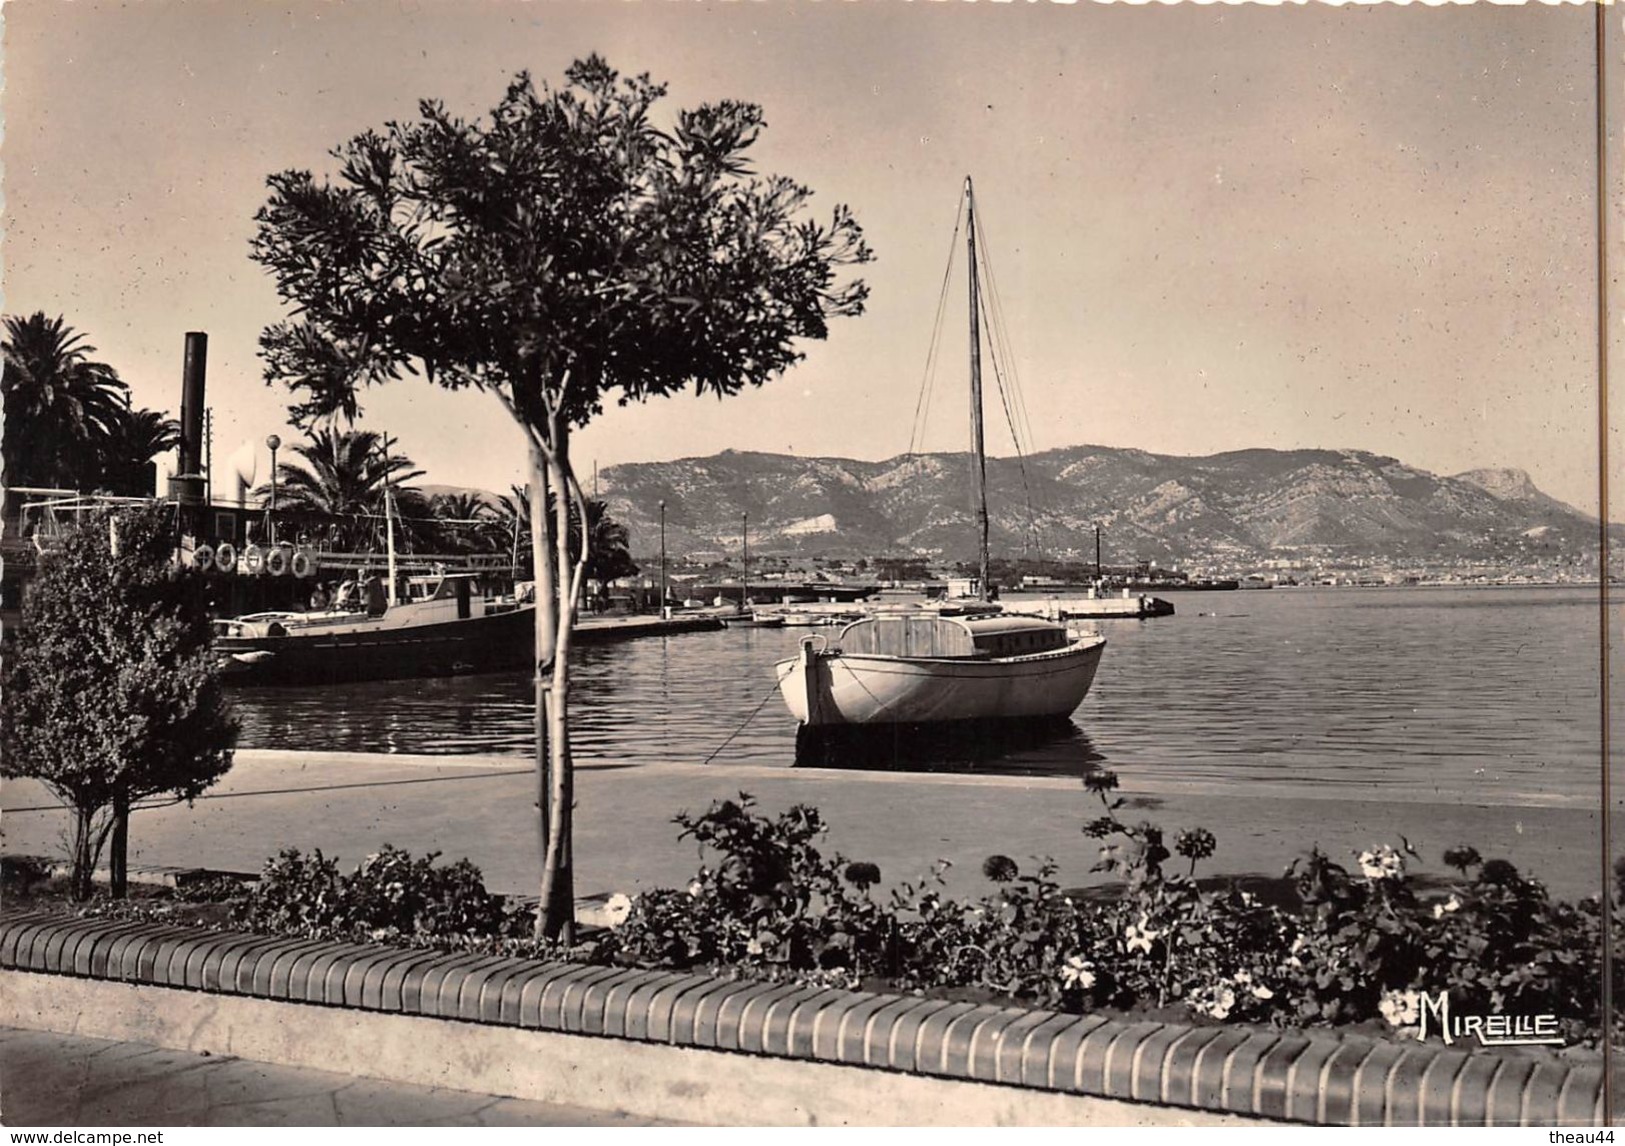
[216,606,535,685]
[775,634,1106,727]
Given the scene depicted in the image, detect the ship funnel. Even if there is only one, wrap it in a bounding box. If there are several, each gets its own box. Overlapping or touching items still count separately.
[168,332,208,505]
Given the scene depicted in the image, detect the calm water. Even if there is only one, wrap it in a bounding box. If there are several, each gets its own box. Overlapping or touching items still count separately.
[232,586,1610,808]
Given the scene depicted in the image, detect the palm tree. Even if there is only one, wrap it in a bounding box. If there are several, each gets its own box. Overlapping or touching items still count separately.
[254,428,425,550]
[428,491,495,554]
[583,500,638,585]
[491,486,635,583]
[2,313,131,489]
[495,484,534,572]
[97,407,181,497]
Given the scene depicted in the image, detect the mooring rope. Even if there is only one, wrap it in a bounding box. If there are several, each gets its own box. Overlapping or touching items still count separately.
[701,681,787,766]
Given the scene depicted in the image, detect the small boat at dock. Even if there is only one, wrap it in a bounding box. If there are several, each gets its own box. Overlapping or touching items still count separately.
[720,612,787,629]
[778,612,1104,726]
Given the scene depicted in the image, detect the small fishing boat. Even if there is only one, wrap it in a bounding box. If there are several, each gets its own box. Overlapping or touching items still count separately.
[212,473,533,684]
[721,611,787,629]
[774,177,1106,729]
[214,570,533,684]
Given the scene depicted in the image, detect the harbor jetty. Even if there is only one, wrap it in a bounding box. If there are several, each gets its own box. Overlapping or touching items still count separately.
[1006,592,1175,620]
[573,612,723,641]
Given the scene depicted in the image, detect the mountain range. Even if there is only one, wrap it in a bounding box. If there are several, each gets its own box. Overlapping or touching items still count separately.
[589,445,1610,567]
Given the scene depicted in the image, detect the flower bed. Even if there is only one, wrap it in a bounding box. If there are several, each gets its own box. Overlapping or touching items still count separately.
[8,771,1617,1051]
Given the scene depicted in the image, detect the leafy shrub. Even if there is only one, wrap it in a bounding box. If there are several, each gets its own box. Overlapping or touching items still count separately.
[234,846,528,942]
[607,794,891,983]
[174,873,256,903]
[879,857,1104,1011]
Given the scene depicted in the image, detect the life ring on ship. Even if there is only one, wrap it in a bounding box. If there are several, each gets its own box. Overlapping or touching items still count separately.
[290,547,315,578]
[265,546,290,577]
[241,544,264,575]
[214,542,237,574]
[192,543,215,573]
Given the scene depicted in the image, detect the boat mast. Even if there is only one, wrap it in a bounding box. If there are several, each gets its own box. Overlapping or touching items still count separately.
[741,512,749,612]
[382,434,398,605]
[965,177,990,602]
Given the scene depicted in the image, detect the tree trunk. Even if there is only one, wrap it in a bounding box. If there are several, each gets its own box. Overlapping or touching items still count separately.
[537,425,581,944]
[109,794,130,899]
[70,805,95,902]
[527,446,561,941]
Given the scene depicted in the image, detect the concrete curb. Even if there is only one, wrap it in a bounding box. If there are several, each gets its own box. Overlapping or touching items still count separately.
[0,913,1605,1126]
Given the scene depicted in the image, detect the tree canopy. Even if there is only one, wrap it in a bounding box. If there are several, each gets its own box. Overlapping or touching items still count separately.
[1,503,238,898]
[250,56,870,430]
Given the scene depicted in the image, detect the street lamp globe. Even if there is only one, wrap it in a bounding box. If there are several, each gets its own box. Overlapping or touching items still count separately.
[266,435,282,545]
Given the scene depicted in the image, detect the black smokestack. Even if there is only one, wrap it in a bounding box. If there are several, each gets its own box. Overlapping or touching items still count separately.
[178,332,207,476]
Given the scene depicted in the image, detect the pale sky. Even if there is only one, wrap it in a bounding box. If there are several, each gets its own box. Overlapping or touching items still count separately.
[4,0,1616,515]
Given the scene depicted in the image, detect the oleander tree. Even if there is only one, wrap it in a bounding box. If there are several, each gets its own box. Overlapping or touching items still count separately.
[248,57,871,939]
[0,504,238,900]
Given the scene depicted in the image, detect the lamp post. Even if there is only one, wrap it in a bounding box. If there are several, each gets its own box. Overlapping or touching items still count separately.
[266,434,281,546]
[658,499,667,619]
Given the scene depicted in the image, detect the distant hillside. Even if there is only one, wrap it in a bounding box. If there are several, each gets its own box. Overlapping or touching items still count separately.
[595,446,1611,566]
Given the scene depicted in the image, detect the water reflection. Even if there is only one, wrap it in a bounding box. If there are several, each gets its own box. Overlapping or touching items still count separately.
[794,717,1107,777]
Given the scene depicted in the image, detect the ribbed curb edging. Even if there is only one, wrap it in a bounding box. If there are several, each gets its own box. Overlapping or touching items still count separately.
[0,912,1604,1126]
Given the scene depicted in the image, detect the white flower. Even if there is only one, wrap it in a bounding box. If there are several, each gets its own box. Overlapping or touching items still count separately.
[1059,955,1097,990]
[1378,989,1421,1030]
[1432,894,1461,919]
[1124,914,1162,955]
[603,892,633,930]
[1358,846,1405,882]
[1187,984,1237,1020]
[1227,970,1272,1000]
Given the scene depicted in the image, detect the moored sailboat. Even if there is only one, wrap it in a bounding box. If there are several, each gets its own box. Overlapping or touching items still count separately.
[775,178,1106,728]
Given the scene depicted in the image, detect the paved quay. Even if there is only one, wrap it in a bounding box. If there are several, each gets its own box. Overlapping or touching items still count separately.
[0,1027,672,1126]
[1,748,1607,903]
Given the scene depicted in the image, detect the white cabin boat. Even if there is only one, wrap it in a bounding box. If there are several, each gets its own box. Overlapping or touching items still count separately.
[777,614,1105,726]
